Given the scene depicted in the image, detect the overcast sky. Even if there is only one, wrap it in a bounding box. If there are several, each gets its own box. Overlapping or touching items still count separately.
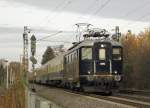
[0,0,150,64]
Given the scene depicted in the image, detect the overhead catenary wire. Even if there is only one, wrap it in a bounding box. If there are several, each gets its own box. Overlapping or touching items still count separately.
[34,0,150,43]
[122,0,150,18]
[38,0,67,27]
[31,0,73,45]
[38,0,67,25]
[121,1,150,31]
[37,0,72,31]
[33,0,111,43]
[86,0,112,22]
[74,0,99,22]
[92,0,111,16]
[37,31,63,41]
[38,40,72,43]
[121,12,150,32]
[73,0,112,42]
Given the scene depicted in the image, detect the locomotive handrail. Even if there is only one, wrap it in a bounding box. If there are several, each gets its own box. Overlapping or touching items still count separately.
[109,59,112,74]
[94,60,96,74]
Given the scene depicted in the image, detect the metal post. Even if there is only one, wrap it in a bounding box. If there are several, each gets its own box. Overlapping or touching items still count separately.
[109,59,112,74]
[6,61,9,89]
[32,64,36,92]
[94,60,96,74]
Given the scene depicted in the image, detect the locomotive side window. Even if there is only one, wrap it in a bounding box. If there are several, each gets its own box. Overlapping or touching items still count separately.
[113,48,121,60]
[81,48,92,60]
[99,49,106,60]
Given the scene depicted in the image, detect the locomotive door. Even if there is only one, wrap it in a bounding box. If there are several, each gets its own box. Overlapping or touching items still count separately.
[94,44,110,74]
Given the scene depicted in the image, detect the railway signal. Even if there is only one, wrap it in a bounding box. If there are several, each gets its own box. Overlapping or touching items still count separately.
[112,26,121,42]
[30,34,37,92]
[115,26,121,42]
[31,35,36,56]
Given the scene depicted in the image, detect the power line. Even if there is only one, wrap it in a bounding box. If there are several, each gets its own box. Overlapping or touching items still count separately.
[32,0,73,44]
[122,12,150,31]
[34,1,74,45]
[74,0,98,22]
[38,0,68,27]
[38,0,72,30]
[86,0,112,22]
[121,1,150,31]
[93,0,111,16]
[38,40,72,43]
[37,31,63,41]
[122,1,150,18]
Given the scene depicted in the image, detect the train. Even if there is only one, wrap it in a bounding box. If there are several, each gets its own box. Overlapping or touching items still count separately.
[31,27,123,94]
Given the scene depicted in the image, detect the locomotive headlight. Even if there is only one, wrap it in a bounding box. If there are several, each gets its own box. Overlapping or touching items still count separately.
[101,44,104,47]
[88,71,91,74]
[114,75,121,81]
[114,70,118,74]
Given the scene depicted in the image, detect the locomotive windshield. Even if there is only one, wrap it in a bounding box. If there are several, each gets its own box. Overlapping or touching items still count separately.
[112,48,122,60]
[81,48,92,60]
[99,49,106,60]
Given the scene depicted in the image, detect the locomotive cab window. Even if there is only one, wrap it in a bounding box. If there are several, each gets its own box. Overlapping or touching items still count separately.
[81,48,92,60]
[113,48,121,60]
[99,49,106,60]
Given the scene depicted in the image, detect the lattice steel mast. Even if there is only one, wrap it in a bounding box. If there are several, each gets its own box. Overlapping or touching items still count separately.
[22,26,31,108]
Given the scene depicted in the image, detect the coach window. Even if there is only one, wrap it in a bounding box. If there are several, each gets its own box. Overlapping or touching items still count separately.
[65,57,67,64]
[69,55,71,63]
[74,52,77,58]
[70,54,72,62]
[99,49,106,60]
[81,48,92,60]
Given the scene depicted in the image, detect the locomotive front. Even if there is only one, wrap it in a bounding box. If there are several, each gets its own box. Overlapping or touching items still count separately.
[79,30,123,93]
[93,41,122,82]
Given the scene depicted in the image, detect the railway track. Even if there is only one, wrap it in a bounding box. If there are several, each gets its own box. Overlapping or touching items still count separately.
[31,84,150,108]
[119,89,150,96]
[64,89,150,108]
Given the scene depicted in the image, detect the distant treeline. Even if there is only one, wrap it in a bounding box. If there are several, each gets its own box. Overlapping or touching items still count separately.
[121,28,150,90]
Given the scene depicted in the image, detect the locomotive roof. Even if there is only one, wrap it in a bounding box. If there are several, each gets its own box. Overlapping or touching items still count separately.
[67,39,122,53]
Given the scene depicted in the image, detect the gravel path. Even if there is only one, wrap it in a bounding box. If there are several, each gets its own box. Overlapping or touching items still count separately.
[33,85,136,108]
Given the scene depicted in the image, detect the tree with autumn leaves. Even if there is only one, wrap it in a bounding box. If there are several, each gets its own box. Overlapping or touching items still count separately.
[121,28,150,90]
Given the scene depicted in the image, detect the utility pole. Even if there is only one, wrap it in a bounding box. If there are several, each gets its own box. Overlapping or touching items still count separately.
[23,26,29,81]
[22,26,31,108]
